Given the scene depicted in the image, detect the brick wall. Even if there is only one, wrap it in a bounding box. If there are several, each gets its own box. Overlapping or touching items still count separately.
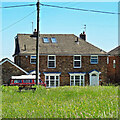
[15,55,107,86]
[1,61,26,85]
[107,56,120,84]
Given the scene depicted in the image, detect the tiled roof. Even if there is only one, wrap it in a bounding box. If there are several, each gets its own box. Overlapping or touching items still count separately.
[14,34,107,56]
[108,45,120,55]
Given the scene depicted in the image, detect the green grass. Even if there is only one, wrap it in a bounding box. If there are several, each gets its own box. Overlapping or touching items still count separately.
[1,85,119,118]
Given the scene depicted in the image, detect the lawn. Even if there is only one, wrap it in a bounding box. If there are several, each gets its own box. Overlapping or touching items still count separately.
[1,85,119,118]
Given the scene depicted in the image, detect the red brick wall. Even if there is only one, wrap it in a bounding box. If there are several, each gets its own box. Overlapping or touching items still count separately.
[15,55,107,86]
[107,56,120,84]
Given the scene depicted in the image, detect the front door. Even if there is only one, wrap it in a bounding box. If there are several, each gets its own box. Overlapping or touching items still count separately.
[91,74,99,86]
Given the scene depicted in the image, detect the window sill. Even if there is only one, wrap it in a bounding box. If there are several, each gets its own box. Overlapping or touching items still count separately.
[74,67,81,68]
[91,63,98,64]
[30,63,36,64]
[48,67,56,68]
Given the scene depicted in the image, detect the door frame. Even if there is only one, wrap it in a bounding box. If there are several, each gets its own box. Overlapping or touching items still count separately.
[89,70,101,86]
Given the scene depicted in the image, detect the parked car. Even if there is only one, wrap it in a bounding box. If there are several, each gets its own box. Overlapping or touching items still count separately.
[10,75,46,87]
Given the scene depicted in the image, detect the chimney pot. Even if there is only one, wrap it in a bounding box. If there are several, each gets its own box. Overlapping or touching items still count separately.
[80,31,86,41]
[33,29,37,37]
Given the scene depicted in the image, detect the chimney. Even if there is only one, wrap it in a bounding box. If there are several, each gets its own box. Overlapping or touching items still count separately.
[80,31,86,41]
[30,29,37,37]
[33,29,37,36]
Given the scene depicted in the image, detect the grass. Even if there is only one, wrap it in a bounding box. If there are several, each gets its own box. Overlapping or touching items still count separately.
[1,85,119,118]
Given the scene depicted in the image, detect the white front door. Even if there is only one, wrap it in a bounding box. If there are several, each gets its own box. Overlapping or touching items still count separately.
[91,74,98,86]
[89,70,100,86]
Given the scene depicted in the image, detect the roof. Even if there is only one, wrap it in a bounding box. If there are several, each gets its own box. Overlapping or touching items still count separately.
[14,33,107,56]
[0,58,29,74]
[108,45,120,55]
[11,75,40,79]
[29,70,41,75]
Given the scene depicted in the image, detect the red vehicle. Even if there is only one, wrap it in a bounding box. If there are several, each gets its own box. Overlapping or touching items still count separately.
[10,75,46,88]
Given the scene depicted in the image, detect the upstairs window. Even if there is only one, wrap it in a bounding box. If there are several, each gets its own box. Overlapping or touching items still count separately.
[51,37,57,43]
[43,37,49,43]
[113,60,116,68]
[107,57,109,64]
[91,55,98,64]
[74,55,81,68]
[48,55,56,68]
[30,55,36,64]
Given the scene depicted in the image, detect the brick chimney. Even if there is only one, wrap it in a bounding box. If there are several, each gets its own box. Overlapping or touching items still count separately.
[80,31,86,41]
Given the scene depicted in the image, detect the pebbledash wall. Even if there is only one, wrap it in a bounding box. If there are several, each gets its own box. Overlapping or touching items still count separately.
[14,55,108,87]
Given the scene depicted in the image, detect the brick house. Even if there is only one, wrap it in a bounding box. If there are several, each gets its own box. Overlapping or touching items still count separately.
[0,58,28,85]
[13,31,108,88]
[107,46,120,84]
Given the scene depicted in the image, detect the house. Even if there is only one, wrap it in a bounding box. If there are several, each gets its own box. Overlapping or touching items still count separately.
[0,58,28,85]
[107,46,120,84]
[13,31,108,88]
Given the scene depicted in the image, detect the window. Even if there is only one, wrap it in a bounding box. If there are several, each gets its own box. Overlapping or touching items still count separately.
[70,75,85,86]
[107,57,109,64]
[71,76,74,86]
[51,37,57,43]
[48,55,56,68]
[91,55,98,64]
[74,55,81,68]
[113,60,116,68]
[14,80,22,83]
[30,56,36,64]
[45,75,60,88]
[39,79,42,83]
[23,80,32,83]
[75,76,80,86]
[43,37,49,43]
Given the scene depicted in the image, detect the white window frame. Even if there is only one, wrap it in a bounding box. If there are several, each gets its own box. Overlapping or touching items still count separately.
[90,55,98,64]
[30,55,36,64]
[44,73,60,88]
[48,55,56,68]
[69,73,85,86]
[73,55,81,68]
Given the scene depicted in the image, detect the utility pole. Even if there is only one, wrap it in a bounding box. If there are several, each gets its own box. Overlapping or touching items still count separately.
[36,0,40,85]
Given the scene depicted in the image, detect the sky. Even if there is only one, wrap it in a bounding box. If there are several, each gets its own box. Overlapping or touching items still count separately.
[0,1,119,61]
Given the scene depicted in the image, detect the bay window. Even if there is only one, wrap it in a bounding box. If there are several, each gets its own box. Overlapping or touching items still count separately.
[69,73,85,86]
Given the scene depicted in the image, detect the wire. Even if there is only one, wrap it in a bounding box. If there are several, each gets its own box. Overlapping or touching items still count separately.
[0,9,37,32]
[1,3,118,15]
[40,3,119,15]
[0,3,36,9]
